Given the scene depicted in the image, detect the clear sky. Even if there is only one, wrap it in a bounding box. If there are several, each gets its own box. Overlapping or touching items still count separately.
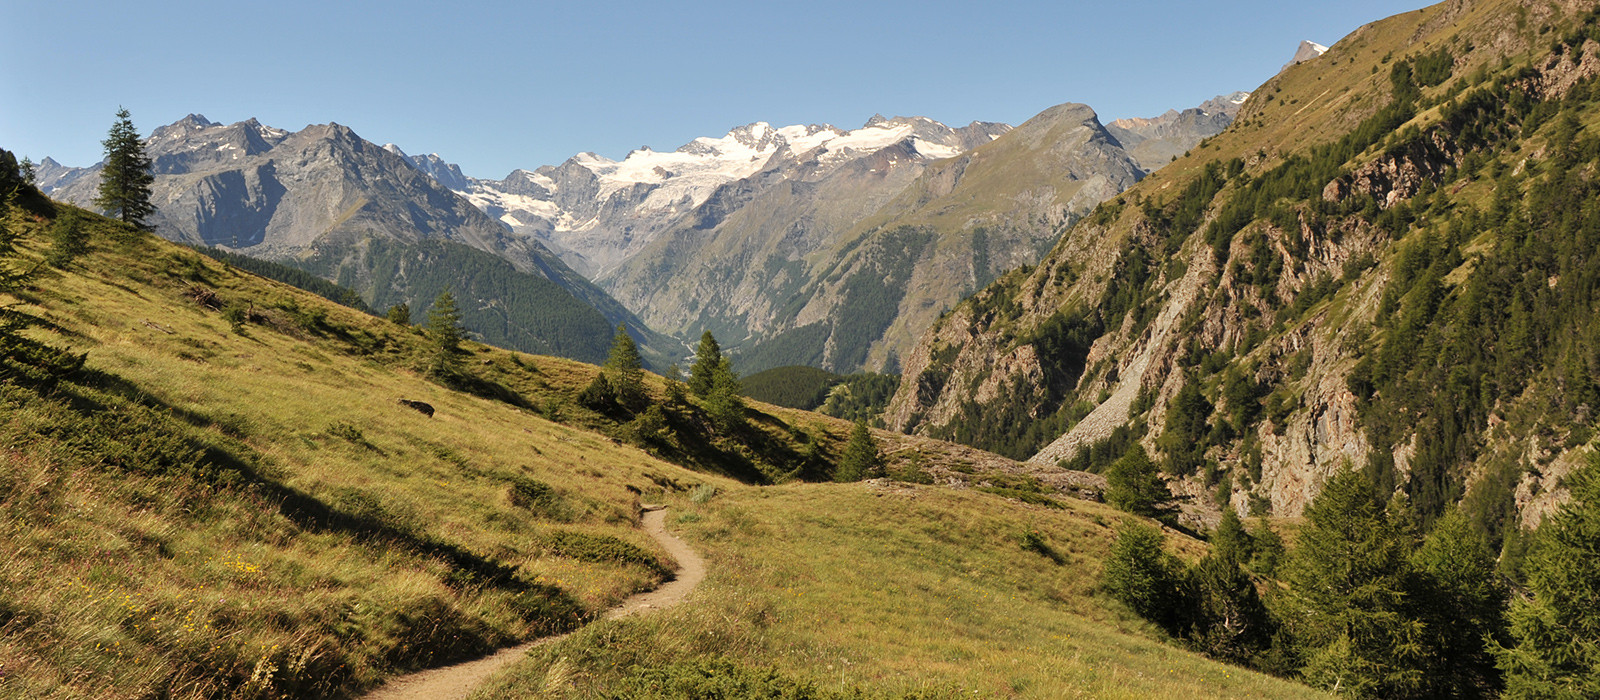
[3,0,1430,179]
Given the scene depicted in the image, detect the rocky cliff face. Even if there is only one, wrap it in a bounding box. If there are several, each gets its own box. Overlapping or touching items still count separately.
[886,0,1600,534]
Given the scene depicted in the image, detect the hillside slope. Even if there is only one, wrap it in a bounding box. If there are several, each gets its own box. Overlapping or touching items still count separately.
[0,183,1311,696]
[888,0,1600,541]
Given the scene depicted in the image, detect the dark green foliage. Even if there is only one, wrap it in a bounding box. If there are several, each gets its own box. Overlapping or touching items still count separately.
[426,290,464,379]
[733,322,828,373]
[92,107,155,229]
[386,303,411,325]
[703,357,746,433]
[741,365,840,409]
[817,372,900,424]
[826,226,935,371]
[1102,522,1187,633]
[604,324,645,409]
[577,372,617,411]
[1211,509,1253,566]
[193,246,375,314]
[1157,381,1213,476]
[834,419,881,482]
[45,209,87,268]
[506,476,569,520]
[1411,509,1507,699]
[1283,471,1424,697]
[1496,456,1600,697]
[1104,445,1173,518]
[306,238,617,364]
[1247,518,1284,578]
[1187,553,1274,665]
[689,331,722,397]
[1060,421,1146,474]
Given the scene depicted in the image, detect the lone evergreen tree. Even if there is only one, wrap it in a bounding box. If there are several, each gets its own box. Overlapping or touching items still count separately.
[93,107,155,229]
[689,330,722,397]
[835,419,881,482]
[386,303,411,326]
[703,356,745,431]
[1105,445,1174,518]
[604,324,644,408]
[18,156,36,186]
[425,290,464,378]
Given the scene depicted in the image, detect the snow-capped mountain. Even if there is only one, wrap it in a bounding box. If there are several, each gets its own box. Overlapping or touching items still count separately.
[1281,40,1330,72]
[40,115,669,366]
[406,116,1010,278]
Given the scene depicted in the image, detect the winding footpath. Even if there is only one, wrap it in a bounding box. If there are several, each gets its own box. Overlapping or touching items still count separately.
[364,505,704,700]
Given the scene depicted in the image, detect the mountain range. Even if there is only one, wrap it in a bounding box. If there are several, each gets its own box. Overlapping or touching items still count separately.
[404,94,1245,372]
[41,91,1243,374]
[38,115,670,366]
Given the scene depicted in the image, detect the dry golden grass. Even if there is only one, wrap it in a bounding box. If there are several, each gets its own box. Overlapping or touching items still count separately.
[476,482,1326,699]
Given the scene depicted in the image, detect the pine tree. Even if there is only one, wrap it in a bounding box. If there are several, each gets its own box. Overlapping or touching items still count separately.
[835,419,881,482]
[604,324,644,408]
[1211,508,1254,566]
[1102,521,1186,633]
[1105,445,1174,518]
[386,303,411,326]
[689,330,722,397]
[1284,470,1425,698]
[426,290,464,379]
[93,107,155,229]
[18,156,35,186]
[1495,455,1600,697]
[45,209,87,268]
[1410,508,1507,699]
[703,356,745,431]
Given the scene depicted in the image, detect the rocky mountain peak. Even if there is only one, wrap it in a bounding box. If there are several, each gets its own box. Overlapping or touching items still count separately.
[1281,40,1330,73]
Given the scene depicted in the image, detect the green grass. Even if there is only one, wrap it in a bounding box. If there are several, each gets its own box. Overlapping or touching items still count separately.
[475,483,1327,699]
[0,206,736,698]
[1,202,1326,698]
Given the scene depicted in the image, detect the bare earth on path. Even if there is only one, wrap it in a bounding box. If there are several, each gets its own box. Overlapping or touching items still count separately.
[363,505,704,700]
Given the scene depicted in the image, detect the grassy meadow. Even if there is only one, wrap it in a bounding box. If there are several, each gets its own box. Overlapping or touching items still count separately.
[1,202,1317,698]
[476,483,1327,699]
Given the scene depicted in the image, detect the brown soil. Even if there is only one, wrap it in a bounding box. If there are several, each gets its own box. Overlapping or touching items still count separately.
[363,505,703,700]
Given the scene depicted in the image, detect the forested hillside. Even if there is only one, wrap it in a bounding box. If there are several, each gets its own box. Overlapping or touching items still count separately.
[886,3,1600,694]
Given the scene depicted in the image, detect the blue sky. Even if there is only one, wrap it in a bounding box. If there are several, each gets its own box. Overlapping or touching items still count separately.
[3,0,1429,179]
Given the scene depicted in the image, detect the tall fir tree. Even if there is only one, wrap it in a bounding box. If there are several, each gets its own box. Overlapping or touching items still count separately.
[93,107,155,229]
[703,356,745,431]
[689,330,722,397]
[425,290,464,379]
[1283,470,1425,698]
[604,324,644,408]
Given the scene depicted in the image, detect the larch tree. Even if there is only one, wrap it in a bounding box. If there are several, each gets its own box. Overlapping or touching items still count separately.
[93,107,155,229]
[425,290,464,379]
[689,330,722,397]
[834,419,881,482]
[604,324,645,408]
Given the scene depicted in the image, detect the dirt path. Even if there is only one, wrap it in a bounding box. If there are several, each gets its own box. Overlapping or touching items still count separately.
[364,505,703,700]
